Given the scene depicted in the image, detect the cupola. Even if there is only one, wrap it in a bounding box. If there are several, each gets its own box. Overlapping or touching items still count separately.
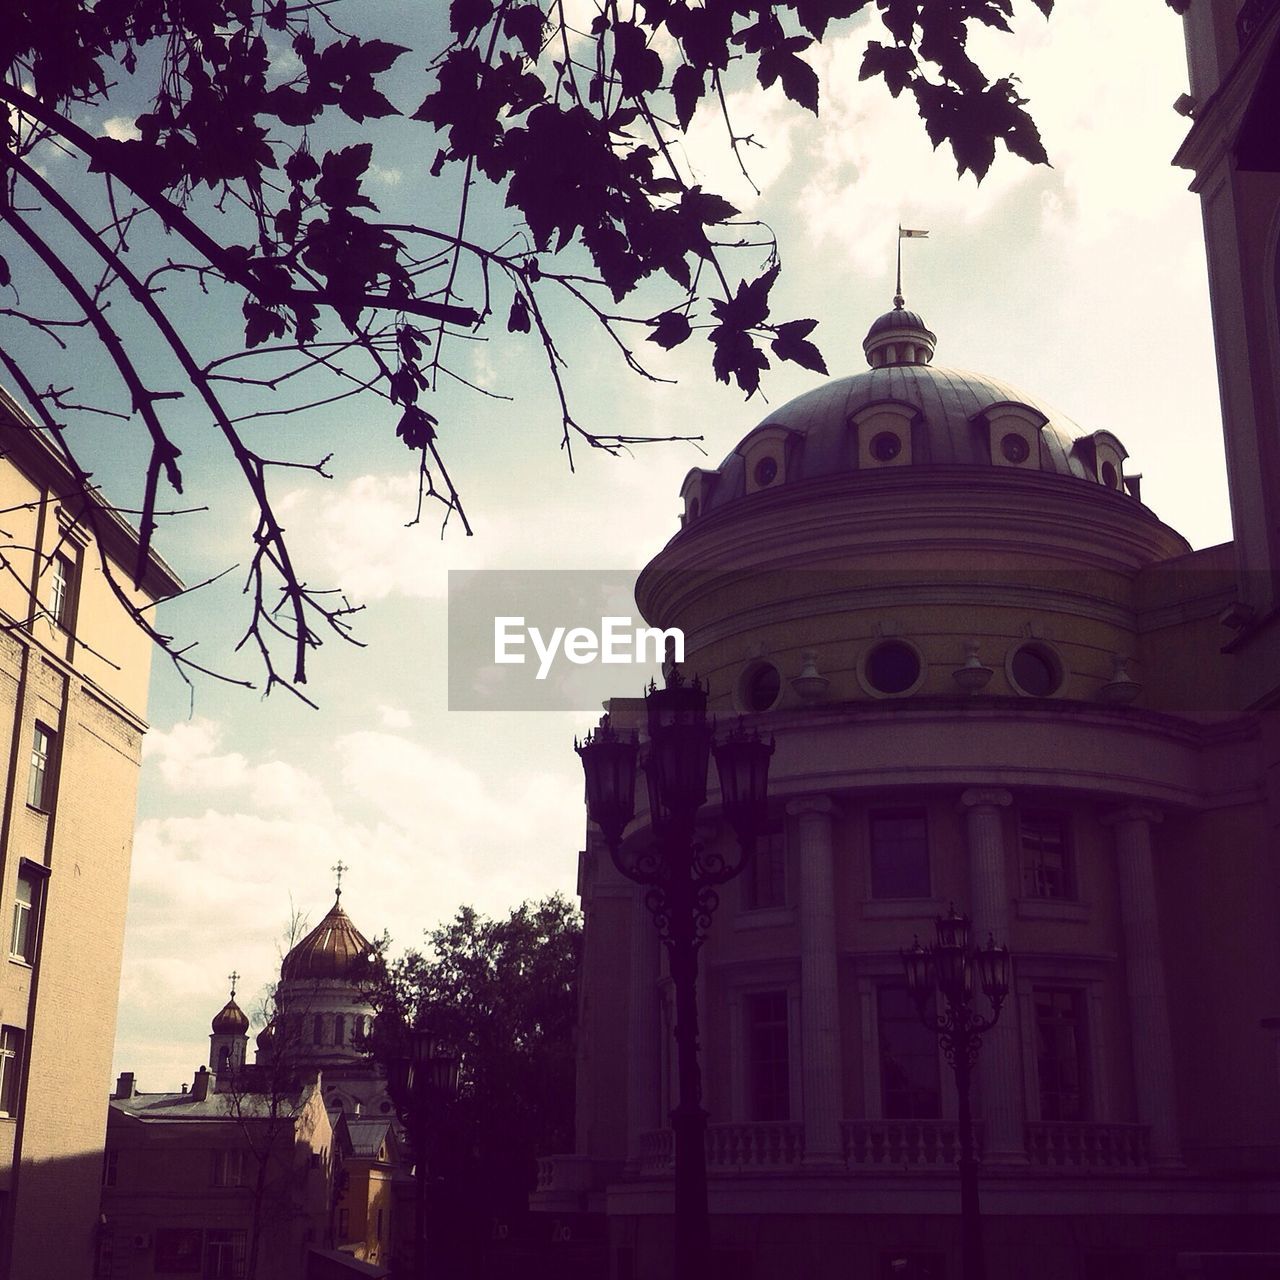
[862,298,937,368]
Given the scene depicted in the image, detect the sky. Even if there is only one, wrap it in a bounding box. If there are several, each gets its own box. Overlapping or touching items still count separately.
[64,0,1228,1091]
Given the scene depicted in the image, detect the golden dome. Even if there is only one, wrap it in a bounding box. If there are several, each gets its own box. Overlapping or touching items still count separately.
[281,895,371,981]
[211,997,249,1035]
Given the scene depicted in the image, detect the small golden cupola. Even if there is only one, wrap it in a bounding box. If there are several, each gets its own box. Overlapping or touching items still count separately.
[209,973,250,1077]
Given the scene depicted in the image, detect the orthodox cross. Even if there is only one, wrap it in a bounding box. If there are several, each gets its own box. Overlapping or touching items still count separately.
[332,859,348,898]
[228,970,239,999]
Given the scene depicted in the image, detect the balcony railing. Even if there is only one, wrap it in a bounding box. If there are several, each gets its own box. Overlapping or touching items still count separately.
[843,1119,981,1169]
[637,1122,804,1174]
[1024,1121,1150,1171]
[636,1119,1152,1177]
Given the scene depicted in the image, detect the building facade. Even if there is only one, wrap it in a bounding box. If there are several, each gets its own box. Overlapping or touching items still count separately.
[540,260,1280,1273]
[0,389,181,1279]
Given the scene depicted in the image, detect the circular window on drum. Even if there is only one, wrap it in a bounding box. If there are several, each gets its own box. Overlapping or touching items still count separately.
[1001,433,1030,463]
[870,431,902,463]
[739,661,782,712]
[1008,643,1063,698]
[861,640,923,696]
[753,456,779,487]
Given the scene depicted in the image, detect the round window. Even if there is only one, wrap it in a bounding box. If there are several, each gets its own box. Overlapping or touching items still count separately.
[865,641,921,695]
[1101,460,1119,489]
[754,456,778,487]
[743,662,781,712]
[1001,433,1030,463]
[870,432,902,462]
[1010,644,1061,697]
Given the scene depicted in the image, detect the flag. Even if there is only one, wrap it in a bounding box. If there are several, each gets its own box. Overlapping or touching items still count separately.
[899,227,929,238]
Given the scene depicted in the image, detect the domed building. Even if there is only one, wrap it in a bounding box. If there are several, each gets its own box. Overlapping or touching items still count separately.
[540,300,1280,1278]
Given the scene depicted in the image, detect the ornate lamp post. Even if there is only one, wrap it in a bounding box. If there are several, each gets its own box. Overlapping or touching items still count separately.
[901,909,1010,1280]
[576,670,773,1280]
[388,1027,462,1280]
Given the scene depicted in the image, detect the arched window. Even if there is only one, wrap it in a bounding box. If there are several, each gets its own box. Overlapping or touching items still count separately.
[333,1014,345,1046]
[217,1046,231,1074]
[313,1015,324,1045]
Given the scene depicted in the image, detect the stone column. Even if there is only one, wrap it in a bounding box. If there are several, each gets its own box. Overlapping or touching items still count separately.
[627,886,661,1170]
[786,796,844,1165]
[960,788,1025,1164]
[1102,804,1181,1165]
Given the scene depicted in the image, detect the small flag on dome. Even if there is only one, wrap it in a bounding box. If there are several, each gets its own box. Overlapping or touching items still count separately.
[899,227,929,238]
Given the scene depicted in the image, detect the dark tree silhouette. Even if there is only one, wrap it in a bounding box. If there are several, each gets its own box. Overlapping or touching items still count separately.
[0,0,1052,699]
[357,894,582,1224]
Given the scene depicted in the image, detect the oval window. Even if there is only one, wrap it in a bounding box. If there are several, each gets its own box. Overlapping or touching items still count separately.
[865,641,921,695]
[1001,433,1030,463]
[1010,644,1061,697]
[743,662,781,712]
[1101,460,1119,489]
[870,432,902,462]
[754,456,779,487]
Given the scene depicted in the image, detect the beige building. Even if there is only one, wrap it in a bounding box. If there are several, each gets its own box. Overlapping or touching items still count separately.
[0,390,181,1279]
[102,1065,340,1280]
[539,10,1280,1260]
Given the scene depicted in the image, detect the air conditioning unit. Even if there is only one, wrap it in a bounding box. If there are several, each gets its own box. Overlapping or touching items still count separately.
[132,1233,152,1250]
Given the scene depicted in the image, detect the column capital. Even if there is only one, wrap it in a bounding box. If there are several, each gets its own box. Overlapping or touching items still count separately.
[959,787,1012,812]
[1100,803,1163,828]
[786,795,836,818]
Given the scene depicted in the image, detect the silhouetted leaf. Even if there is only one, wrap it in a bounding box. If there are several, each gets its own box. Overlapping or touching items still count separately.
[672,63,703,130]
[771,318,827,373]
[649,310,692,348]
[508,293,531,332]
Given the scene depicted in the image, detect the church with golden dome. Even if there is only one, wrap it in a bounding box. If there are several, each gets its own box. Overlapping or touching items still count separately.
[538,199,1280,1274]
[102,882,404,1277]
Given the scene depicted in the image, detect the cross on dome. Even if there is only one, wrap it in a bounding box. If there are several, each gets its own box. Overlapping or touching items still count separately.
[227,970,239,999]
[332,860,348,899]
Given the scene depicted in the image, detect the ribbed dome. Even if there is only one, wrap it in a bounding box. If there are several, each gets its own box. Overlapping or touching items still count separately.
[281,896,371,981]
[863,305,937,367]
[211,997,249,1035]
[256,1020,277,1051]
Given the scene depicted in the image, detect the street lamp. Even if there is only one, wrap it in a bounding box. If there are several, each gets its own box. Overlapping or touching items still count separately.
[576,670,773,1280]
[901,908,1010,1280]
[388,1027,462,1279]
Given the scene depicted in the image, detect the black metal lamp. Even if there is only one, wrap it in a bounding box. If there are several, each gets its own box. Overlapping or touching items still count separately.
[901,936,933,1010]
[387,1053,412,1102]
[975,934,1011,1007]
[575,716,639,847]
[713,721,776,841]
[427,1038,462,1096]
[643,673,713,827]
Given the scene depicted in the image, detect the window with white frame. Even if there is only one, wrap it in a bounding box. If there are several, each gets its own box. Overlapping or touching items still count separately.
[10,865,41,963]
[26,724,56,811]
[0,1026,23,1116]
[744,990,790,1121]
[742,825,787,910]
[1020,812,1073,899]
[877,984,941,1119]
[211,1148,246,1187]
[49,552,75,629]
[204,1227,247,1279]
[1034,988,1089,1120]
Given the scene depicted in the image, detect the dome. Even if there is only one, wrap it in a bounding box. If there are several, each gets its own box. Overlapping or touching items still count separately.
[256,1020,277,1052]
[281,895,372,981]
[678,302,1139,523]
[211,997,249,1035]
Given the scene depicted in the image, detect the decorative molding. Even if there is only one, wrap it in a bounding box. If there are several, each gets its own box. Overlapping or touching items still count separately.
[1099,804,1164,828]
[785,795,836,818]
[960,788,1013,811]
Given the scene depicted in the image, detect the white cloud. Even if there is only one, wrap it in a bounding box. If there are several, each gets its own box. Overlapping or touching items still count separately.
[369,164,403,186]
[377,704,413,729]
[102,116,141,142]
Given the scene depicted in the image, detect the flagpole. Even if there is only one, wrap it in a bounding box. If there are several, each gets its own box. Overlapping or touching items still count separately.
[895,225,904,308]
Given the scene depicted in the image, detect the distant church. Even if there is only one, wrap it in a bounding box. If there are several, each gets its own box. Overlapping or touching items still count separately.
[102,879,404,1278]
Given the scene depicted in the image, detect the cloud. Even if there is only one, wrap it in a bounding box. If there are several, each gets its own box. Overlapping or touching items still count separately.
[117,715,583,1089]
[377,705,413,730]
[102,116,141,141]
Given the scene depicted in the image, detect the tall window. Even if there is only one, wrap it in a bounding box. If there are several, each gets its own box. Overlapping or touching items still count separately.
[313,1014,324,1045]
[869,809,930,898]
[49,552,75,628]
[744,991,789,1121]
[10,866,40,963]
[743,826,787,910]
[1035,988,1088,1121]
[204,1228,246,1279]
[211,1149,246,1187]
[1020,812,1073,899]
[877,985,941,1119]
[102,1149,118,1188]
[26,724,55,811]
[333,1013,345,1046]
[0,1027,23,1116]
